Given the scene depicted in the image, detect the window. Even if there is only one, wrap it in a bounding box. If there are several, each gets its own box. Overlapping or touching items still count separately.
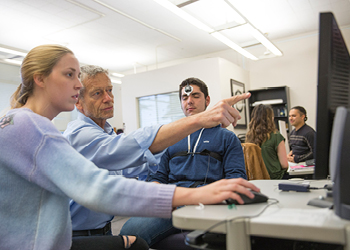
[138,91,185,128]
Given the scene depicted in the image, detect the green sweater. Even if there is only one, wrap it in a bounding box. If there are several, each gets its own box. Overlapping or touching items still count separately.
[261,132,286,179]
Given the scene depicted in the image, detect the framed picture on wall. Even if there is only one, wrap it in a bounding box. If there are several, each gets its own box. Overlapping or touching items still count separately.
[230,79,247,129]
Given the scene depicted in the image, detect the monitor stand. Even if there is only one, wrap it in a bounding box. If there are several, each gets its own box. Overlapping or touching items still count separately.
[307,193,333,209]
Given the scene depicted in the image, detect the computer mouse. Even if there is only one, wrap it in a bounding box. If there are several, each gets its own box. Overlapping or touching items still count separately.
[225,190,268,205]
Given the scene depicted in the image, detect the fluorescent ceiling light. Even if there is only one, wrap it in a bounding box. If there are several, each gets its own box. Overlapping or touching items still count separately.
[184,0,245,27]
[244,24,283,56]
[3,59,23,65]
[111,72,125,78]
[155,0,282,60]
[153,0,214,33]
[0,47,27,57]
[211,32,257,60]
[154,0,258,60]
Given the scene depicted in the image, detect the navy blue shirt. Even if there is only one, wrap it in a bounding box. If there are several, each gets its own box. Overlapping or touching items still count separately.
[148,125,247,187]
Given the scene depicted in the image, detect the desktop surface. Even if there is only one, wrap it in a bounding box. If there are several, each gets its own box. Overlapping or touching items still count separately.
[173,180,350,249]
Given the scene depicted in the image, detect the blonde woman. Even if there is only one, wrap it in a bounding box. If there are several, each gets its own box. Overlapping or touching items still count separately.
[0,44,259,250]
[246,104,288,179]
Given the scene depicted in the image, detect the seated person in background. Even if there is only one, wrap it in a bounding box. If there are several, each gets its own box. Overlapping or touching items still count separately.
[246,104,288,179]
[120,77,247,247]
[288,106,316,163]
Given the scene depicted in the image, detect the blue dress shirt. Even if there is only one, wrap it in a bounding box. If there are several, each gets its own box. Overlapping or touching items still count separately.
[63,112,162,230]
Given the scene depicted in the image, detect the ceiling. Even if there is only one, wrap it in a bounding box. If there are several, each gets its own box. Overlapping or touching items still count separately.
[0,0,350,77]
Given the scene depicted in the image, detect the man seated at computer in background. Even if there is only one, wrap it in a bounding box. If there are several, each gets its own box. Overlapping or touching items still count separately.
[288,106,315,163]
[120,77,247,248]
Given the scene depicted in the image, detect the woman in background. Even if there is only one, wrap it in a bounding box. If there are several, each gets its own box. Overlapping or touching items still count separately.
[0,44,259,250]
[246,104,288,179]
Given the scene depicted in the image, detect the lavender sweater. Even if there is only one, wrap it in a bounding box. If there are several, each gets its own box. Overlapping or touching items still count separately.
[0,108,175,250]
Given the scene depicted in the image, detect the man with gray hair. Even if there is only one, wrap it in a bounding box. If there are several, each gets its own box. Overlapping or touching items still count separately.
[63,65,251,247]
[64,65,152,249]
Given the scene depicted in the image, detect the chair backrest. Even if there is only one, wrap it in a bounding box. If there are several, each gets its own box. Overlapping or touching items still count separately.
[241,143,270,180]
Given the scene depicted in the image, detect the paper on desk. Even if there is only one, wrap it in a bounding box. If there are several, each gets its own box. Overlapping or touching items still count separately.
[287,162,314,172]
[253,208,332,226]
[289,165,314,170]
[289,166,315,172]
[288,161,305,167]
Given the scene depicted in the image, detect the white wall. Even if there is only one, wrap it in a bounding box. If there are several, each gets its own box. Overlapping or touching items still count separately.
[0,82,18,116]
[0,63,21,116]
[245,28,350,130]
[107,83,124,130]
[217,58,250,135]
[121,57,249,134]
[246,33,319,129]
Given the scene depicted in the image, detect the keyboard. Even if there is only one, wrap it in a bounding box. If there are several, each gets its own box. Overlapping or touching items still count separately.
[305,159,315,166]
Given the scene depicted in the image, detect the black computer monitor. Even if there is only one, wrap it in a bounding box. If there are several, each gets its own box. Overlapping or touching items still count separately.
[313,12,350,180]
[329,107,350,219]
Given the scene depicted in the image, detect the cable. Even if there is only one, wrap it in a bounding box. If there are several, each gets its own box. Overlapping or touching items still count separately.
[203,154,210,185]
[202,199,279,234]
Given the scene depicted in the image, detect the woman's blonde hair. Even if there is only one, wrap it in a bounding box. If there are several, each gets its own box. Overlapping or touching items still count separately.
[10,44,74,108]
[246,104,276,146]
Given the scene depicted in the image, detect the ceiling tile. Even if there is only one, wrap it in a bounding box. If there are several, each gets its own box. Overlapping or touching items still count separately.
[0,0,349,72]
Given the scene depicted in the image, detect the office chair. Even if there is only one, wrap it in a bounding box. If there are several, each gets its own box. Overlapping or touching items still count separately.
[241,143,270,180]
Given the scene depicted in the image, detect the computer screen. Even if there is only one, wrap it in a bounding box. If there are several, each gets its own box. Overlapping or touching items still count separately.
[314,12,350,179]
[278,120,290,154]
[330,107,350,219]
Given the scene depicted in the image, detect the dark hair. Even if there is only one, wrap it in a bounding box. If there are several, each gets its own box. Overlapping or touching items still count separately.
[246,104,276,146]
[178,77,208,100]
[291,106,307,121]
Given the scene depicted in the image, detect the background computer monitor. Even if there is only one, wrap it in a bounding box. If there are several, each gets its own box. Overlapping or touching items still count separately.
[329,107,350,220]
[313,12,350,180]
[278,120,290,154]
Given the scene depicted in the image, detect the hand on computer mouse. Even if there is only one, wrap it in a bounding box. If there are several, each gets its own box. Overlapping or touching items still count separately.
[172,178,260,207]
[226,191,269,205]
[204,178,260,205]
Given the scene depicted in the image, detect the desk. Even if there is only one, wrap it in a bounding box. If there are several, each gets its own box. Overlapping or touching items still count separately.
[173,180,350,250]
[288,162,315,175]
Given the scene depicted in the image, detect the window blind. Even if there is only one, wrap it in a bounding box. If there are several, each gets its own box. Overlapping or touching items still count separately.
[138,91,185,128]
